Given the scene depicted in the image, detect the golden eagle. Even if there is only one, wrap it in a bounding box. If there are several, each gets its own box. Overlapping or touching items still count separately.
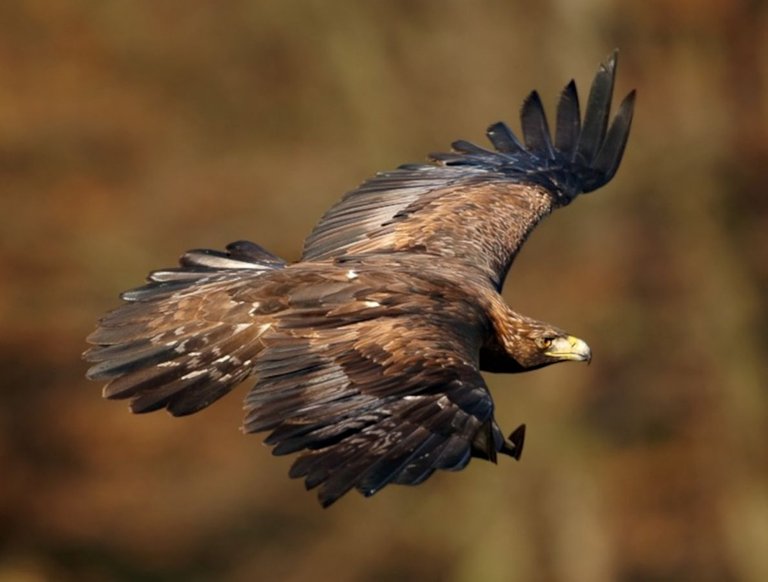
[86,52,635,507]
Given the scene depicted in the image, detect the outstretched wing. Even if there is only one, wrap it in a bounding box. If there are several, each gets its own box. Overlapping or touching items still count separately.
[301,51,635,289]
[245,314,517,507]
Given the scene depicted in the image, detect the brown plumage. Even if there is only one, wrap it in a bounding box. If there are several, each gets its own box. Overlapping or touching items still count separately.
[86,52,635,507]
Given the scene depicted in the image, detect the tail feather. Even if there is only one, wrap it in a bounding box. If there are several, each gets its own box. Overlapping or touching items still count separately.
[85,240,286,416]
[95,323,249,400]
[86,343,177,381]
[129,373,213,415]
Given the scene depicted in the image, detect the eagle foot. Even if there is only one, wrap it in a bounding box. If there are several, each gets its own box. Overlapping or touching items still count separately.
[500,423,526,460]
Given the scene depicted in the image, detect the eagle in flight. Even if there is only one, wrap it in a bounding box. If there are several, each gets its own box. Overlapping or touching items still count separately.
[86,52,635,507]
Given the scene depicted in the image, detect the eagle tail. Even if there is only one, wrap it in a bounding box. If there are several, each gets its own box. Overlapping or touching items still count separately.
[85,241,285,416]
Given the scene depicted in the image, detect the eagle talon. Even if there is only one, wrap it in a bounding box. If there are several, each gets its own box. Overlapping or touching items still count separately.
[500,424,526,460]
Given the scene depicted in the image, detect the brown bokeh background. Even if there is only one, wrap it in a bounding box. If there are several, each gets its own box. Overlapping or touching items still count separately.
[2,1,767,581]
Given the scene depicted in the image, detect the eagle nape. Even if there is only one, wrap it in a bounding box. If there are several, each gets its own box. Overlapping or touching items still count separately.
[86,51,634,507]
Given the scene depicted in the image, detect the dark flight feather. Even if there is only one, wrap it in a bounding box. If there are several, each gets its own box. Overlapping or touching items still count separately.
[592,90,636,184]
[554,80,581,155]
[520,91,555,158]
[487,121,527,154]
[576,50,617,165]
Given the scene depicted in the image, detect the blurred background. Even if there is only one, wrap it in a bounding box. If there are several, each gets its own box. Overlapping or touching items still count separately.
[1,1,767,581]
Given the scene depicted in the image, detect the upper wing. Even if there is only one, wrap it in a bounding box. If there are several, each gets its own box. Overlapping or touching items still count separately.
[244,314,516,507]
[301,51,635,289]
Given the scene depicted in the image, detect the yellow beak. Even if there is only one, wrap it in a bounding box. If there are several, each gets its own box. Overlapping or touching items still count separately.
[545,335,592,363]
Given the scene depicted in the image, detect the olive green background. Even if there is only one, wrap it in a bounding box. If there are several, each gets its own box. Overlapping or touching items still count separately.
[1,1,766,581]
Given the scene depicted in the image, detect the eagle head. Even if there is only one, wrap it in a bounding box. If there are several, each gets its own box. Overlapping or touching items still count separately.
[481,317,592,373]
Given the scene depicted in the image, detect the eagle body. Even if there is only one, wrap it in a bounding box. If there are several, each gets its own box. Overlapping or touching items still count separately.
[87,53,635,506]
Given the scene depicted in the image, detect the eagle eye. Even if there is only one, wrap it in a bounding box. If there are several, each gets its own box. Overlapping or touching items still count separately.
[537,335,555,350]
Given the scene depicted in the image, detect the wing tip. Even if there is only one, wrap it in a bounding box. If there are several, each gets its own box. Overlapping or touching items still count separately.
[426,50,634,201]
[523,48,634,199]
[603,48,619,73]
